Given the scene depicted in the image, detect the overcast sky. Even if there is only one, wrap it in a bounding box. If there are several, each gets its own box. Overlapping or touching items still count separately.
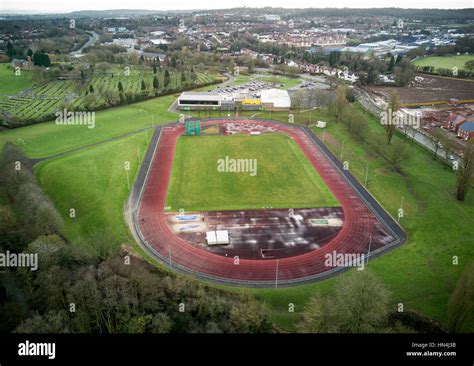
[2,0,472,13]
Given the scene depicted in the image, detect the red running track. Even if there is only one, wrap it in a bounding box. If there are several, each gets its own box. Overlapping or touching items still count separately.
[137,119,393,286]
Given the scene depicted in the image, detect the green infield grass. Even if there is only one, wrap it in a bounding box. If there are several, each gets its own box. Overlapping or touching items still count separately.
[166,133,339,211]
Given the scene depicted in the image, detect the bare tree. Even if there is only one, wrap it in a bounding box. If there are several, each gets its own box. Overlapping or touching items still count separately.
[291,90,304,113]
[334,84,347,122]
[430,128,444,160]
[447,261,474,332]
[385,140,411,173]
[438,132,456,169]
[386,91,400,145]
[455,141,474,201]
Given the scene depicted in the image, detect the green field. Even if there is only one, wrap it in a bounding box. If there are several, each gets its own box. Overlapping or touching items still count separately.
[412,54,474,71]
[0,95,177,158]
[166,133,338,211]
[258,75,302,89]
[0,63,33,94]
[35,132,148,256]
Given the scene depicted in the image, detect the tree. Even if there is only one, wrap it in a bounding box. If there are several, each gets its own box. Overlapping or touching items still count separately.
[229,301,273,333]
[328,51,340,67]
[118,81,123,93]
[394,60,414,86]
[181,71,186,83]
[366,65,379,85]
[447,262,474,333]
[455,141,474,201]
[0,205,25,252]
[164,70,171,87]
[141,79,147,92]
[385,91,400,144]
[153,64,158,74]
[430,128,444,160]
[334,84,347,122]
[153,76,160,96]
[298,293,324,332]
[298,270,390,333]
[291,90,304,112]
[384,140,411,172]
[464,60,474,73]
[32,51,51,67]
[89,84,94,93]
[170,55,177,68]
[388,55,395,73]
[27,235,66,269]
[7,41,15,59]
[15,311,71,333]
[0,302,23,332]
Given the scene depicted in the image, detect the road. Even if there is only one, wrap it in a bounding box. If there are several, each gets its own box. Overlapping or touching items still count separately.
[69,31,99,57]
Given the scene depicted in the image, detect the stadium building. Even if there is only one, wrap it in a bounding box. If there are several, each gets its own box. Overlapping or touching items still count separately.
[177,89,291,112]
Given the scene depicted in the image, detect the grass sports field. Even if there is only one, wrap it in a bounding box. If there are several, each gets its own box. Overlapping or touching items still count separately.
[0,63,32,94]
[412,54,474,71]
[166,133,338,211]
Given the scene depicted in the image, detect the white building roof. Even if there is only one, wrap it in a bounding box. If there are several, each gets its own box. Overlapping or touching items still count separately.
[178,92,221,102]
[260,89,291,108]
[206,230,229,245]
[206,231,217,245]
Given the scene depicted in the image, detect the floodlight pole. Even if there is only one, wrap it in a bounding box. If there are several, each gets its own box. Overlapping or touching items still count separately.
[364,163,369,187]
[340,141,345,161]
[398,196,404,223]
[169,243,172,268]
[275,259,279,289]
[366,235,372,266]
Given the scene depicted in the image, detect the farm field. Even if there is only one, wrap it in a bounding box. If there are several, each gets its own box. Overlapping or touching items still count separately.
[365,74,474,104]
[166,133,338,211]
[0,64,33,94]
[412,54,474,71]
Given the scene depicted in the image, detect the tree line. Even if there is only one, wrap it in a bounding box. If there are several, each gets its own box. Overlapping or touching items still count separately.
[0,144,273,333]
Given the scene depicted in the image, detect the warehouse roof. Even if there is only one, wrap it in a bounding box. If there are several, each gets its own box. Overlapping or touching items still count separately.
[260,88,291,108]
